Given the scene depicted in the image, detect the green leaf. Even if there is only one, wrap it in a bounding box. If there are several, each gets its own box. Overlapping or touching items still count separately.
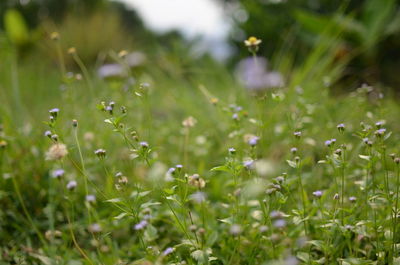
[105,198,122,203]
[210,165,230,173]
[297,251,310,263]
[141,201,161,208]
[104,118,113,124]
[191,250,207,263]
[286,160,298,168]
[114,212,129,220]
[4,9,29,46]
[359,155,370,161]
[206,231,219,247]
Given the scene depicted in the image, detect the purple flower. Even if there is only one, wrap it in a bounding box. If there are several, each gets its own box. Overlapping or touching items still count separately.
[232,113,239,120]
[337,123,345,132]
[290,147,297,154]
[312,190,323,198]
[349,196,357,202]
[94,148,106,158]
[248,136,259,146]
[228,147,236,154]
[325,139,336,147]
[86,194,96,203]
[162,247,175,256]
[89,223,102,233]
[97,64,124,78]
[140,141,149,148]
[243,160,254,169]
[293,131,302,138]
[51,169,65,179]
[236,56,284,91]
[375,128,386,137]
[49,108,59,116]
[44,130,52,137]
[270,210,284,219]
[273,219,287,228]
[134,220,148,230]
[66,180,77,190]
[167,167,176,175]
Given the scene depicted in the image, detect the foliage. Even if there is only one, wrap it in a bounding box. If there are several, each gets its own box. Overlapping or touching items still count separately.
[2,4,400,265]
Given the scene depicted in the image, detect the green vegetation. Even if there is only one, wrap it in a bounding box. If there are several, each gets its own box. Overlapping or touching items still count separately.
[1,1,400,264]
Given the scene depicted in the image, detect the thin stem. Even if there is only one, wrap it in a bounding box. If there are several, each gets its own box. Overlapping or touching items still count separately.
[12,176,47,246]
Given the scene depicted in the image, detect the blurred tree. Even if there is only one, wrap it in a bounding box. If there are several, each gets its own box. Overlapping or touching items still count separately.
[222,0,400,90]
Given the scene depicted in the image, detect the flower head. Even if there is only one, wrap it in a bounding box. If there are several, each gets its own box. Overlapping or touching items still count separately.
[182,116,197,128]
[46,143,68,160]
[94,148,106,158]
[230,224,242,236]
[51,169,65,179]
[244,36,262,48]
[86,194,96,203]
[134,220,148,230]
[337,123,345,132]
[66,180,77,190]
[312,190,323,198]
[162,247,175,256]
[248,136,260,147]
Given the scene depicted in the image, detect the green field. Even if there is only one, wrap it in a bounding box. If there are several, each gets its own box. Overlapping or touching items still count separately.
[2,2,400,264]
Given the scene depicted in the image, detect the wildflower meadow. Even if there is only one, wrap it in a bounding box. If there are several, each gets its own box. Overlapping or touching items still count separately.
[1,0,400,264]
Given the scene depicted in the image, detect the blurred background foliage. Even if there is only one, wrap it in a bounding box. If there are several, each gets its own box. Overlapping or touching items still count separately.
[1,0,400,90]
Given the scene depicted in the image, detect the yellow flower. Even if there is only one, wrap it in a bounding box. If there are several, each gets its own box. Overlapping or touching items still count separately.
[244,36,262,47]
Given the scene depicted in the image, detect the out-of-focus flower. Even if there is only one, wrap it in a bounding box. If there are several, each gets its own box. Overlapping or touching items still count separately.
[190,191,206,203]
[236,56,284,91]
[89,223,102,233]
[162,247,175,256]
[51,169,65,179]
[312,190,323,198]
[182,116,197,128]
[230,224,242,236]
[243,160,254,169]
[66,180,77,190]
[46,143,68,160]
[134,220,148,230]
[244,36,262,47]
[86,194,96,203]
[188,174,206,188]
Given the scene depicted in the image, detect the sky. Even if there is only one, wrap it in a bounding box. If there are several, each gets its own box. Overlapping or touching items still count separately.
[117,0,233,59]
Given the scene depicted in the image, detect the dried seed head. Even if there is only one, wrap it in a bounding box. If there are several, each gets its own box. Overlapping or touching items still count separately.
[67,47,76,55]
[182,116,197,128]
[50,32,59,41]
[0,140,7,149]
[46,143,68,160]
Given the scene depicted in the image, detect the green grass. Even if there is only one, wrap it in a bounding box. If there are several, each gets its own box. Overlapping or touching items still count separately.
[1,31,400,265]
